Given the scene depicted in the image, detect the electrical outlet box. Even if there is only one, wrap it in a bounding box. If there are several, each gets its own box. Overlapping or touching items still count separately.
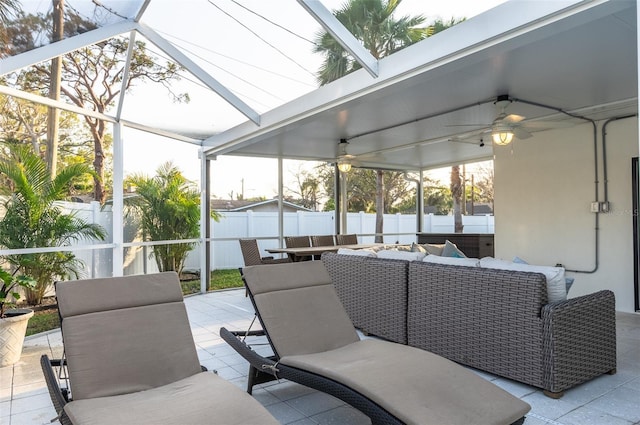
[591,202,600,213]
[601,201,610,213]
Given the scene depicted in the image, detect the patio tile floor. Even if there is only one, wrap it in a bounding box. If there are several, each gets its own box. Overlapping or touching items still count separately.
[2,288,639,425]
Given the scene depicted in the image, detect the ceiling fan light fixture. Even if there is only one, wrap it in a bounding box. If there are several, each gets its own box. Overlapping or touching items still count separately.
[337,159,352,173]
[491,123,514,146]
[337,139,352,172]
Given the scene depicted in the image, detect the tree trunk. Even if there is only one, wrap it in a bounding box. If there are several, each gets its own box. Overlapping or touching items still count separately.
[46,0,64,177]
[451,165,464,233]
[375,170,384,243]
[87,117,106,204]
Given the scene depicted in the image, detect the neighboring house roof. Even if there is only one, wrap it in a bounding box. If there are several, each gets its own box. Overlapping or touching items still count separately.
[466,202,493,216]
[212,199,312,212]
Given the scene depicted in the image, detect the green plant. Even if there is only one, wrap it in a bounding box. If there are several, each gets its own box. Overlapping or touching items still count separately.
[124,162,219,276]
[0,269,36,317]
[0,144,107,305]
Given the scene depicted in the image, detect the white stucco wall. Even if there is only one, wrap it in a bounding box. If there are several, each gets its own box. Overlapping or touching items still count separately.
[494,117,638,312]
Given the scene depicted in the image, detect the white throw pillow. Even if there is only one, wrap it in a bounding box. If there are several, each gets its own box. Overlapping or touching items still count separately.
[376,249,425,261]
[423,255,480,267]
[336,248,377,257]
[479,257,567,303]
[421,243,445,256]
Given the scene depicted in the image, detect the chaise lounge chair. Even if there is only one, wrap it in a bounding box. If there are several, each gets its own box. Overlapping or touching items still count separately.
[221,261,531,425]
[41,272,279,425]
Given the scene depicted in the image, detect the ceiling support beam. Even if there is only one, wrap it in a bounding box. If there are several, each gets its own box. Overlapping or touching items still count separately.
[0,20,138,75]
[0,84,116,123]
[115,30,137,121]
[0,84,203,144]
[297,0,379,78]
[137,23,261,125]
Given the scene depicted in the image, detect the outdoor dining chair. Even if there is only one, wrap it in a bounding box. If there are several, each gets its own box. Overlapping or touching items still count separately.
[310,235,335,259]
[311,234,335,247]
[40,272,279,425]
[221,261,530,425]
[239,238,290,266]
[284,235,312,261]
[336,233,358,245]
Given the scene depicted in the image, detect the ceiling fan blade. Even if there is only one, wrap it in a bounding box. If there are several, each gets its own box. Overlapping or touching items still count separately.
[520,120,574,129]
[513,127,532,139]
[503,114,525,124]
[445,123,491,127]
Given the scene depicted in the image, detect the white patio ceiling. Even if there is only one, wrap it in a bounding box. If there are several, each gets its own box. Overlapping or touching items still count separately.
[1,0,637,172]
[203,0,638,172]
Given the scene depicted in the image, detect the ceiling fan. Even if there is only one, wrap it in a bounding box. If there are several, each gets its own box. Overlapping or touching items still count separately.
[336,139,355,172]
[335,139,386,172]
[449,94,572,146]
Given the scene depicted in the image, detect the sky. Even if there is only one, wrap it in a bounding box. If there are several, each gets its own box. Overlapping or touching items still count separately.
[119,0,506,199]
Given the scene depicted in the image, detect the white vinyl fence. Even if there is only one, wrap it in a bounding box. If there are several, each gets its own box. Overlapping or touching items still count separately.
[180,210,492,270]
[23,202,494,277]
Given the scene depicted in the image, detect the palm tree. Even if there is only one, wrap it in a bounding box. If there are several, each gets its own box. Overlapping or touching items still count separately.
[313,0,431,241]
[0,0,19,23]
[0,144,106,305]
[314,0,430,85]
[124,162,217,277]
[0,0,20,58]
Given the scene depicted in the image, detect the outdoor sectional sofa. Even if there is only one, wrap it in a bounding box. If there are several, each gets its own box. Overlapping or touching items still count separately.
[322,252,617,398]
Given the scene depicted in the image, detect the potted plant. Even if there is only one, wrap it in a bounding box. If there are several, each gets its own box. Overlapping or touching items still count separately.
[0,269,37,367]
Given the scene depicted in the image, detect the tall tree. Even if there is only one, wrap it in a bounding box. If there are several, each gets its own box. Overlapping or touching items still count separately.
[0,0,20,57]
[0,0,18,21]
[46,0,64,177]
[471,163,494,211]
[451,165,463,232]
[285,164,324,211]
[4,10,186,203]
[313,0,431,241]
[317,165,412,213]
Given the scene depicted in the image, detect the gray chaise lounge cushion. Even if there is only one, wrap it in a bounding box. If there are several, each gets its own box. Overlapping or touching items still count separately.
[244,262,530,425]
[57,272,278,425]
[64,372,276,425]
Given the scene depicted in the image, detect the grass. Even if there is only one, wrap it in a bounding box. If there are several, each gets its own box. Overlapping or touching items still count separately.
[181,268,244,294]
[26,310,60,336]
[24,269,244,336]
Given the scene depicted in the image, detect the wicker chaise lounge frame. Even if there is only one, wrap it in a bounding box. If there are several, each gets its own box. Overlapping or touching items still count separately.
[222,261,530,425]
[41,272,278,425]
[221,328,412,425]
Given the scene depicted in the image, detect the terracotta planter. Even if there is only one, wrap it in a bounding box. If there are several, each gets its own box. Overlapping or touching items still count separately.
[0,309,34,367]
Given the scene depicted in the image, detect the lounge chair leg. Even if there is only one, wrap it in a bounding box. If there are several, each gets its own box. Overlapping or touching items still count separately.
[543,390,564,399]
[247,363,278,395]
[247,365,256,394]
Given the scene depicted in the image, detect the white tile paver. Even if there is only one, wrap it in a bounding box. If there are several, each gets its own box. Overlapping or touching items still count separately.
[2,288,639,425]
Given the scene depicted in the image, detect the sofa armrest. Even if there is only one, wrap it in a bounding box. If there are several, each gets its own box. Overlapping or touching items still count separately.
[541,290,617,394]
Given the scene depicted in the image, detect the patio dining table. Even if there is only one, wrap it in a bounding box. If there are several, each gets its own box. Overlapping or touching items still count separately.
[266,243,385,261]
